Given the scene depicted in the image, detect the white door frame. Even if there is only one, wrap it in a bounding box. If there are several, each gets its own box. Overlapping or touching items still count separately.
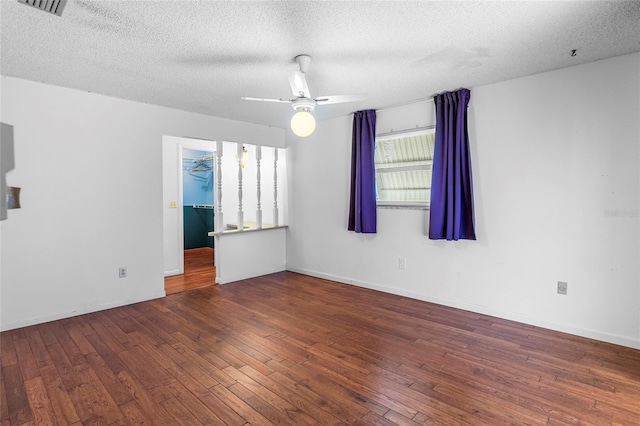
[163,135,216,276]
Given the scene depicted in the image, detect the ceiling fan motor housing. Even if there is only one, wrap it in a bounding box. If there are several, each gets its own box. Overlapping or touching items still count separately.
[292,97,316,112]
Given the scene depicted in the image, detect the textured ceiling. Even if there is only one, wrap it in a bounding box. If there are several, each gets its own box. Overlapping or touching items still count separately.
[2,1,639,130]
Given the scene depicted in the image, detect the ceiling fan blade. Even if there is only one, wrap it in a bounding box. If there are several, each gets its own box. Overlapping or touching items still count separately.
[241,96,292,104]
[288,71,311,98]
[315,94,366,105]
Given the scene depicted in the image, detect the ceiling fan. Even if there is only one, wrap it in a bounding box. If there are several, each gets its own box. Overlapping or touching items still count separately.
[242,55,365,137]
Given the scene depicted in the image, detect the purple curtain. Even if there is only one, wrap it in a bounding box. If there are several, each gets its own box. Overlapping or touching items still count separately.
[348,110,377,233]
[429,89,476,240]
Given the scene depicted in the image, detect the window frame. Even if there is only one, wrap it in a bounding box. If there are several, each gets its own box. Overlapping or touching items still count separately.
[374,127,435,210]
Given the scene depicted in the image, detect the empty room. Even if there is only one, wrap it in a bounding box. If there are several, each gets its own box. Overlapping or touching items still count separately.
[1,1,639,424]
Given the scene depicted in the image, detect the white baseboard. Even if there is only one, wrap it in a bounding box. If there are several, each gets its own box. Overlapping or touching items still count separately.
[0,291,167,332]
[286,266,640,350]
[217,266,286,285]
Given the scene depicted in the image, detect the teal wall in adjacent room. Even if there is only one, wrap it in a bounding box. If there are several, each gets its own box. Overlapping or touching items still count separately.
[183,206,214,249]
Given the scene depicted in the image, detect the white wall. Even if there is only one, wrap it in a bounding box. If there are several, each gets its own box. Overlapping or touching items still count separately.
[286,53,640,349]
[215,228,287,284]
[0,76,284,331]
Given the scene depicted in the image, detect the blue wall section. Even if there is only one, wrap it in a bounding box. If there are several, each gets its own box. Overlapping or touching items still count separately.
[183,148,214,249]
[183,148,214,206]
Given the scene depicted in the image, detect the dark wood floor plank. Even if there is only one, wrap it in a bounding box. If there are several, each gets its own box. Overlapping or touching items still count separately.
[442,346,544,386]
[170,331,228,369]
[224,365,317,426]
[101,309,139,336]
[168,337,237,387]
[117,399,153,425]
[164,379,227,425]
[136,342,178,371]
[307,342,372,376]
[48,321,87,367]
[227,382,300,426]
[441,355,609,424]
[361,410,405,426]
[1,271,639,425]
[23,376,57,425]
[429,381,550,425]
[0,374,11,424]
[1,364,33,425]
[38,365,81,425]
[84,333,128,376]
[115,370,176,424]
[66,363,125,425]
[115,347,175,403]
[266,359,373,420]
[209,383,273,426]
[159,397,204,425]
[410,410,455,425]
[165,365,246,426]
[267,369,363,423]
[91,314,131,348]
[152,304,216,342]
[45,342,85,391]
[232,331,288,364]
[430,356,565,422]
[551,371,638,412]
[239,364,344,425]
[0,332,18,368]
[64,321,97,356]
[35,323,59,347]
[594,399,640,425]
[25,330,53,370]
[383,409,423,426]
[127,313,179,346]
[12,338,39,382]
[215,339,275,377]
[154,343,220,389]
[70,315,95,337]
[84,352,133,406]
[300,355,410,417]
[85,320,128,356]
[263,334,313,365]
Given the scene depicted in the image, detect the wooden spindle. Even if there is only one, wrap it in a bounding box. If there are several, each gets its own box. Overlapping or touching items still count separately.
[237,143,244,231]
[256,145,262,229]
[215,141,223,233]
[273,148,279,226]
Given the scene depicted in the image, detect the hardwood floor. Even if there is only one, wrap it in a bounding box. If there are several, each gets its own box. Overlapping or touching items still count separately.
[165,247,216,295]
[2,271,639,425]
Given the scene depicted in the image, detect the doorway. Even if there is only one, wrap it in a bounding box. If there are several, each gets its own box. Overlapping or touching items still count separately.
[162,137,217,293]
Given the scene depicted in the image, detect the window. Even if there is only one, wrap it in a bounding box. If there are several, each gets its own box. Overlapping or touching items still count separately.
[374,129,435,208]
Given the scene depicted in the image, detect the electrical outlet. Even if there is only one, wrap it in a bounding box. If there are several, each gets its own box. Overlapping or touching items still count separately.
[398,258,407,270]
[169,201,178,209]
[557,281,567,295]
[119,267,127,278]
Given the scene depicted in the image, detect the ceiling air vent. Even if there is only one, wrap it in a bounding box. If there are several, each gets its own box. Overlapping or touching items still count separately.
[18,0,67,16]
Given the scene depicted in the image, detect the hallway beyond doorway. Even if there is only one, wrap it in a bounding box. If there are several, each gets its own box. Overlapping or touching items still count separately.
[164,247,215,294]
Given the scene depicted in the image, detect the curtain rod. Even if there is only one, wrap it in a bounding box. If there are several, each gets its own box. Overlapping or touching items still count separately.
[374,87,471,112]
[376,125,435,138]
[347,96,435,117]
[374,96,435,113]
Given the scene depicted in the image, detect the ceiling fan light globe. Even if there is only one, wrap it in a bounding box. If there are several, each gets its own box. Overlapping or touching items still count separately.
[291,111,316,137]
